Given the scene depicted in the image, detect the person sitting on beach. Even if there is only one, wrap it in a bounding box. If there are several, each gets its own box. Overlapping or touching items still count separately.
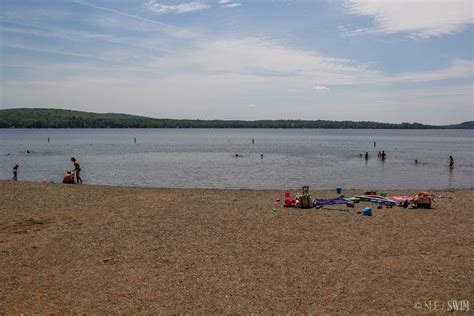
[13,164,19,181]
[71,157,83,184]
[449,156,454,168]
[63,171,75,184]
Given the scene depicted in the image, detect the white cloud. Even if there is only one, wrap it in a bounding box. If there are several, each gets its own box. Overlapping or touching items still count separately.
[158,37,365,85]
[247,103,257,107]
[343,0,474,37]
[218,0,231,3]
[313,85,330,92]
[222,3,241,8]
[148,1,211,15]
[150,37,472,86]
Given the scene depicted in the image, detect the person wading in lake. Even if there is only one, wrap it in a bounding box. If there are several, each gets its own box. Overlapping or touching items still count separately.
[449,155,454,168]
[12,164,19,181]
[71,157,83,184]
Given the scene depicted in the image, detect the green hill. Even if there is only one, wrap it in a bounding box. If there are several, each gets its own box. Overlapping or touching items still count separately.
[0,108,472,129]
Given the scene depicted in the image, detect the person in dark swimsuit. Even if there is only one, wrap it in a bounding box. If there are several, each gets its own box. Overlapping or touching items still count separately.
[449,156,454,168]
[71,157,83,184]
[13,164,19,181]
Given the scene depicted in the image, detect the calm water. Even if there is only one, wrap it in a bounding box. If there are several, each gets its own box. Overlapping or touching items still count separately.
[1,129,473,190]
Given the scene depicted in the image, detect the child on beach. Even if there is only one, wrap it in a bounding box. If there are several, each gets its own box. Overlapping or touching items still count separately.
[71,157,83,184]
[62,171,75,184]
[12,164,19,181]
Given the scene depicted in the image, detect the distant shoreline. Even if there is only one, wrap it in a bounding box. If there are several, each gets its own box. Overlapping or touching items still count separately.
[1,108,472,129]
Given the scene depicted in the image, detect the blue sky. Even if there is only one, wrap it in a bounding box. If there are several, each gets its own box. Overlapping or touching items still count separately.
[1,0,473,124]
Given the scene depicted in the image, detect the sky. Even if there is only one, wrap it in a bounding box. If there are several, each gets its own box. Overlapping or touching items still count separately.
[0,0,473,124]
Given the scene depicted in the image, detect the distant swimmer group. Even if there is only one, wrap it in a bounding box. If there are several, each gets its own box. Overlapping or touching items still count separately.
[361,141,454,169]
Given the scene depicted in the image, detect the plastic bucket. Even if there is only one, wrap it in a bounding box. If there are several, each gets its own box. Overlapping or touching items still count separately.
[336,187,342,194]
[362,207,372,216]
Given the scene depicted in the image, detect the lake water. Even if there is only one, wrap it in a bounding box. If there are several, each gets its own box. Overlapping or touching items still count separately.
[1,129,473,190]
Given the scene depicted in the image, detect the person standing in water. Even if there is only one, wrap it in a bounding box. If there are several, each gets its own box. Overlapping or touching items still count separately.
[365,152,369,160]
[449,156,454,168]
[71,157,83,184]
[12,164,19,181]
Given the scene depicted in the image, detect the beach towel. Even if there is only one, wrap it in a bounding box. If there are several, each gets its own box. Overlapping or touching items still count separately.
[314,198,350,206]
[389,196,414,202]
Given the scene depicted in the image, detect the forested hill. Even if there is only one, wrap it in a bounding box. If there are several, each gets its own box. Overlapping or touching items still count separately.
[0,108,472,129]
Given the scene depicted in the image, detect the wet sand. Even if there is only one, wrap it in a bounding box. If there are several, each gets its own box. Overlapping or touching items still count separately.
[0,181,472,314]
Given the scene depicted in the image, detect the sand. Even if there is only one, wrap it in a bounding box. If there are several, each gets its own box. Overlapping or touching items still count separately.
[0,181,472,314]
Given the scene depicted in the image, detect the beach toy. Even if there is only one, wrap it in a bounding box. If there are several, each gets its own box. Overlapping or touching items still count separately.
[336,187,342,194]
[380,192,387,197]
[302,185,309,195]
[284,191,296,207]
[272,208,277,213]
[362,207,372,216]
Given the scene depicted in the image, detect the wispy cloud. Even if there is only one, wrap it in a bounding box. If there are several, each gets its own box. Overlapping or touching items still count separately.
[148,1,211,15]
[218,0,241,8]
[386,59,474,83]
[148,37,473,87]
[313,85,330,93]
[2,41,121,62]
[343,0,474,38]
[222,3,241,8]
[0,20,172,54]
[71,0,197,38]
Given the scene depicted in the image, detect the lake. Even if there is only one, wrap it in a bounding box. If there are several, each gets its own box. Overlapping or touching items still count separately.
[1,128,473,190]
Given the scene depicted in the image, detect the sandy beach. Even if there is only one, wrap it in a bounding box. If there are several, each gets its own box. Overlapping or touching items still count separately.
[0,181,472,314]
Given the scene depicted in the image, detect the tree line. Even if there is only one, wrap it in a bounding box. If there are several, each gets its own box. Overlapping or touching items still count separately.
[0,108,472,129]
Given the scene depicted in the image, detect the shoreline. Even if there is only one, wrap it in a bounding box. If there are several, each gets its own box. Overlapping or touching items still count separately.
[1,179,473,192]
[1,181,472,313]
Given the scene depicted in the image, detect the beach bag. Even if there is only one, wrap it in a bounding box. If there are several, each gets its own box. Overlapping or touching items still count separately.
[297,195,313,208]
[414,192,432,208]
